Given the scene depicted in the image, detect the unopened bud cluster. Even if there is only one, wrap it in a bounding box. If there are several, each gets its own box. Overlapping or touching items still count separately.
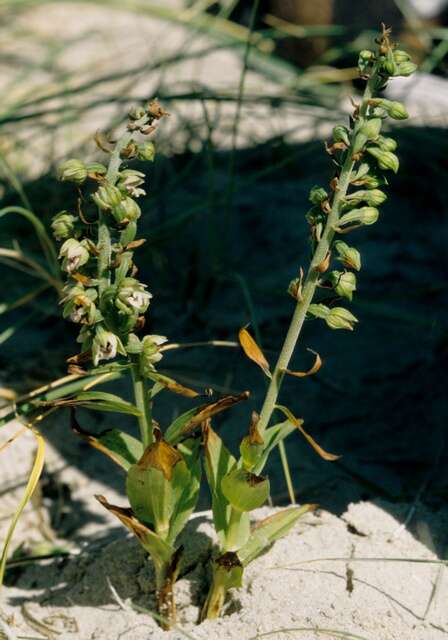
[305,26,416,330]
[53,100,169,371]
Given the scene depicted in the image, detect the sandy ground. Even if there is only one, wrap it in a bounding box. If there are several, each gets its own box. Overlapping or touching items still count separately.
[1,418,447,640]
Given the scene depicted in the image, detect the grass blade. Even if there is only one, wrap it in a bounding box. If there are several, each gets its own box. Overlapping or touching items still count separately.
[0,429,45,586]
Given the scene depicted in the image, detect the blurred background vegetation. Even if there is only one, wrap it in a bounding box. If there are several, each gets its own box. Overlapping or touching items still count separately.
[1,0,447,532]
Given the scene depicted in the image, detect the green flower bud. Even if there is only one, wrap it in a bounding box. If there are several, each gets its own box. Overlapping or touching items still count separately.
[359,50,374,61]
[308,303,330,320]
[57,159,87,184]
[85,162,107,176]
[111,196,141,223]
[136,142,155,162]
[366,147,399,173]
[125,333,142,355]
[358,49,374,74]
[396,61,417,77]
[59,238,90,273]
[377,136,397,152]
[393,49,410,64]
[91,184,123,211]
[383,49,397,76]
[221,468,270,512]
[140,335,168,376]
[359,117,382,140]
[329,270,357,301]
[309,186,328,205]
[346,189,387,207]
[120,221,137,246]
[375,99,408,120]
[339,206,379,226]
[358,173,385,189]
[51,211,76,240]
[352,133,367,155]
[333,125,350,146]
[117,278,152,314]
[129,105,147,120]
[92,326,119,366]
[326,307,358,331]
[387,101,409,120]
[334,241,361,271]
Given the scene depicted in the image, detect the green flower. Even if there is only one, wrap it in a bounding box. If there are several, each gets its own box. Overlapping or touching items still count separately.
[91,184,123,211]
[59,238,90,273]
[62,285,97,325]
[92,326,120,366]
[140,334,168,375]
[111,197,141,223]
[326,307,358,331]
[57,159,87,184]
[330,271,357,301]
[117,278,152,314]
[366,148,399,173]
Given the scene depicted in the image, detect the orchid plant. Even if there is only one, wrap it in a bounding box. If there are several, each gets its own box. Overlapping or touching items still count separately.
[49,27,415,629]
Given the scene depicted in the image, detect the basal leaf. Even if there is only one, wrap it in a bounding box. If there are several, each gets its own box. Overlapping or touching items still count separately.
[238,504,316,566]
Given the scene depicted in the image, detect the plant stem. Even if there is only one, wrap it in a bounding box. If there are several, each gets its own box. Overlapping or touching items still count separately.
[131,361,153,447]
[154,559,176,630]
[256,70,377,437]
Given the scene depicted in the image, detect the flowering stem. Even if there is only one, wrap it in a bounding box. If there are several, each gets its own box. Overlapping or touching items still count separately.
[257,69,378,437]
[131,361,153,447]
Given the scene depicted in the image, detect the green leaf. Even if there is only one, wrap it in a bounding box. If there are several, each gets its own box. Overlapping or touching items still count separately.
[96,495,174,566]
[203,423,237,546]
[72,418,143,470]
[0,430,45,586]
[253,420,297,475]
[165,393,249,445]
[168,438,202,545]
[238,505,316,566]
[164,407,200,444]
[68,391,142,416]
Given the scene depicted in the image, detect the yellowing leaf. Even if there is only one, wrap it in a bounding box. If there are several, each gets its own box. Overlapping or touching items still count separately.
[275,404,340,461]
[238,327,271,378]
[145,372,199,398]
[283,349,322,378]
[0,429,45,586]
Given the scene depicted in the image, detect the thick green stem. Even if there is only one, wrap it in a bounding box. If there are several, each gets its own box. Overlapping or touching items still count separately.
[154,559,176,630]
[256,70,377,437]
[131,362,153,447]
[223,508,243,552]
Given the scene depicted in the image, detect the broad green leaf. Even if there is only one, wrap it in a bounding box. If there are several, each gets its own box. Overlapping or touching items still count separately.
[238,505,316,566]
[126,440,183,536]
[72,419,143,470]
[253,419,297,475]
[61,391,142,416]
